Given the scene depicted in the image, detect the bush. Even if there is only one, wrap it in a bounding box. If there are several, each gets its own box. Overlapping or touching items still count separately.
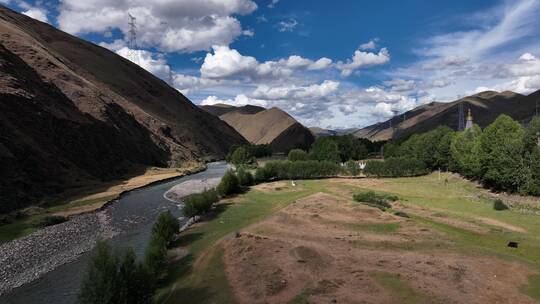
[182,189,219,217]
[152,211,179,244]
[217,170,241,196]
[352,191,398,211]
[344,160,360,176]
[237,166,254,187]
[37,215,67,228]
[394,211,410,218]
[288,149,309,161]
[363,157,428,177]
[493,199,509,211]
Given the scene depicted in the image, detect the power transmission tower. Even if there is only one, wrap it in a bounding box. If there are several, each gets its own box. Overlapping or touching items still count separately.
[168,65,175,87]
[127,13,139,65]
[458,103,465,131]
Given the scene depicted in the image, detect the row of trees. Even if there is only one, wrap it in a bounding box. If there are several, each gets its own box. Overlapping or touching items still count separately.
[286,135,371,163]
[254,160,342,181]
[384,115,540,195]
[309,135,369,162]
[363,157,428,177]
[79,211,179,304]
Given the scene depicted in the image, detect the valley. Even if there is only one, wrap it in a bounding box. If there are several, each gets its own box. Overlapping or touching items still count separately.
[156,173,540,304]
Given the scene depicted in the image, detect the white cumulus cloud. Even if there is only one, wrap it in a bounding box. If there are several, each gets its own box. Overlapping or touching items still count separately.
[57,0,257,53]
[338,48,390,77]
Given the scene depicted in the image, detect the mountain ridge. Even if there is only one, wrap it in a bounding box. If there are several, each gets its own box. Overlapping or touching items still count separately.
[354,90,539,141]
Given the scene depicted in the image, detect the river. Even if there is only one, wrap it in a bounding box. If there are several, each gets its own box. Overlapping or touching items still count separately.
[1,161,228,304]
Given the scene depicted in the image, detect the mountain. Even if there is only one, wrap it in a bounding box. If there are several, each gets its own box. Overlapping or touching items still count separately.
[201,104,265,117]
[0,6,246,213]
[202,105,315,152]
[354,90,539,141]
[309,127,338,138]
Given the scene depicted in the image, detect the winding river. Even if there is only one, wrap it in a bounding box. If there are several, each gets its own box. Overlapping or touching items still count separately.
[1,162,228,304]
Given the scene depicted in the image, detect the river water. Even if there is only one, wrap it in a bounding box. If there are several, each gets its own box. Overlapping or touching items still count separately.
[1,162,228,304]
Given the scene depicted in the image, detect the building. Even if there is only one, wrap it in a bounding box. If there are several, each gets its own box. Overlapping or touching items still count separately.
[465,109,473,130]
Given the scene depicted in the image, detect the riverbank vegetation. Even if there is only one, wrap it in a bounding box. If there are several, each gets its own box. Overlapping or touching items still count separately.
[79,211,179,304]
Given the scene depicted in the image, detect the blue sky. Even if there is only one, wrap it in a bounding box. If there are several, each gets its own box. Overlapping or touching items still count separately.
[3,0,540,128]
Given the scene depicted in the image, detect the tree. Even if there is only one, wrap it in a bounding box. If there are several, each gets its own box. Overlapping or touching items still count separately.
[79,241,120,304]
[449,124,482,178]
[288,149,309,161]
[229,147,253,166]
[152,211,179,245]
[309,137,340,162]
[522,117,540,195]
[118,249,154,304]
[236,166,254,186]
[522,116,540,153]
[382,142,398,158]
[144,235,168,279]
[478,115,526,191]
[217,169,240,196]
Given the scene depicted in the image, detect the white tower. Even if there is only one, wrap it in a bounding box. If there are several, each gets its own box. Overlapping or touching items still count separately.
[465,109,473,130]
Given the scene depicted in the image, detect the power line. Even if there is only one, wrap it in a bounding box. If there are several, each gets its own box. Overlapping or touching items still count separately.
[127,13,139,65]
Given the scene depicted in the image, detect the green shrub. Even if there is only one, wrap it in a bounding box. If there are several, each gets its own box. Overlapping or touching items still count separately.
[344,160,360,176]
[218,170,241,196]
[37,215,67,228]
[152,211,179,244]
[353,191,398,211]
[237,166,254,187]
[394,211,410,218]
[182,189,219,217]
[288,149,309,161]
[493,199,509,211]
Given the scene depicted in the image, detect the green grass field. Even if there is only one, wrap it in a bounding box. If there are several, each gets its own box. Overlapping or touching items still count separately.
[158,173,540,303]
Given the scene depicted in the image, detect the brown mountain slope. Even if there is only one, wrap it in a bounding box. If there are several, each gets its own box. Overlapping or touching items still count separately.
[354,90,539,141]
[217,106,315,152]
[201,104,266,117]
[0,7,246,213]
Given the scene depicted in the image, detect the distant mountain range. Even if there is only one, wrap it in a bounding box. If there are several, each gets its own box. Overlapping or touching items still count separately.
[309,127,358,138]
[201,105,315,152]
[354,90,540,141]
[0,7,246,213]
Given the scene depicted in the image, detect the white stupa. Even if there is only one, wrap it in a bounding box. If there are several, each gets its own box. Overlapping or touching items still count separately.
[465,109,473,130]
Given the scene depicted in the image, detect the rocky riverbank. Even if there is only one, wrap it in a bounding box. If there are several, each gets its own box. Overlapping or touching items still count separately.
[0,211,116,295]
[164,177,222,203]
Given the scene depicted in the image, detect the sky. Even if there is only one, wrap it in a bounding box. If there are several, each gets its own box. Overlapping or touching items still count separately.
[3,0,540,129]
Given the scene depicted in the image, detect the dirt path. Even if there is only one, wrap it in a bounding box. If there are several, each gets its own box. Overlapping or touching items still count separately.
[221,192,536,304]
